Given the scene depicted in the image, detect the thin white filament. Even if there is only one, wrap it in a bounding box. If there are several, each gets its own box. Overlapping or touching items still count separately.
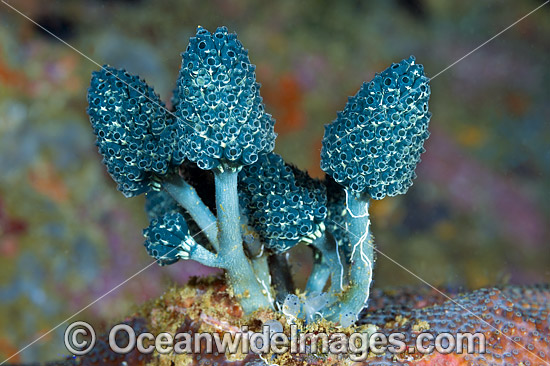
[260,278,274,304]
[334,240,345,291]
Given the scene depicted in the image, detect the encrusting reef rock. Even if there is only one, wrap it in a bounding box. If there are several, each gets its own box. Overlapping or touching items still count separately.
[32,277,548,366]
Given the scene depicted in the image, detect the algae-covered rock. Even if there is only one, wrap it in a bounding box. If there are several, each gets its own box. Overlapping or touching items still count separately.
[39,279,549,366]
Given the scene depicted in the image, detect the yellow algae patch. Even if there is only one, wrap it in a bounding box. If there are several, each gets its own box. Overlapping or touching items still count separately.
[411,320,430,333]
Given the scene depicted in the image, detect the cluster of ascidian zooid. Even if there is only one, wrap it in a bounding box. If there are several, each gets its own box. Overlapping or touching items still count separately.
[86,25,431,328]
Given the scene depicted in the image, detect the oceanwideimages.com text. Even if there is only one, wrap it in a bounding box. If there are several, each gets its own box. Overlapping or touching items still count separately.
[65,321,486,361]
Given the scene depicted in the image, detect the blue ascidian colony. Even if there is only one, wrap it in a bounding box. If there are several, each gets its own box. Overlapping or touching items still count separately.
[87,25,431,325]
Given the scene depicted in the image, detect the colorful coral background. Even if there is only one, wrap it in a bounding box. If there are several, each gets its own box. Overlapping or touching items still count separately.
[0,0,548,362]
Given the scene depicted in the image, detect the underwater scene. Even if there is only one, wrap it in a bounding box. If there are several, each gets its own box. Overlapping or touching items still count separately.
[0,1,549,365]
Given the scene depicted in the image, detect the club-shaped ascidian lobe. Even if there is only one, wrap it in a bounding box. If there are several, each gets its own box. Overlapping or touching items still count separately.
[173,26,277,170]
[87,66,176,197]
[239,153,327,253]
[144,190,181,221]
[321,56,431,199]
[143,212,191,266]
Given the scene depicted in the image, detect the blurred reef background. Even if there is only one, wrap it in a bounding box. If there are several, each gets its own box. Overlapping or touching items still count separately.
[0,0,549,362]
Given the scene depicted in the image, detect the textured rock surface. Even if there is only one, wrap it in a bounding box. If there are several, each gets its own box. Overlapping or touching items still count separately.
[358,285,550,365]
[27,281,548,366]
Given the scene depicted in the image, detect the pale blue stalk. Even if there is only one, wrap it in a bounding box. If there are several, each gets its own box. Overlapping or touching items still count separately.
[306,233,343,294]
[180,238,225,267]
[305,249,330,293]
[162,175,219,250]
[324,191,373,324]
[214,167,273,313]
